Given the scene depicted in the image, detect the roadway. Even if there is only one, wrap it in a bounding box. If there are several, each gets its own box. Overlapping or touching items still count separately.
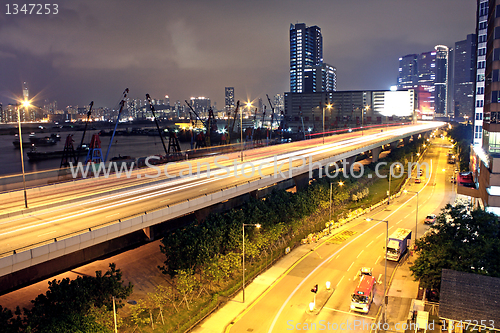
[226,136,455,333]
[0,123,442,256]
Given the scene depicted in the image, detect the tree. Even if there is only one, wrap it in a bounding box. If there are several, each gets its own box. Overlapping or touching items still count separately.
[24,263,133,332]
[411,204,500,291]
[0,305,23,333]
[176,269,199,309]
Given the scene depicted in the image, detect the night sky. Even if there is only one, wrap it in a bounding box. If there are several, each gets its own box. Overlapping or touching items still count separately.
[0,0,476,110]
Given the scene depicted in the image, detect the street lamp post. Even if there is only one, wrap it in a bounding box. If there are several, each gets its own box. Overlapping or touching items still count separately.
[241,103,246,162]
[387,171,391,205]
[17,102,29,208]
[329,181,332,225]
[366,217,388,324]
[322,103,325,145]
[242,223,261,303]
[404,190,419,243]
[329,181,344,233]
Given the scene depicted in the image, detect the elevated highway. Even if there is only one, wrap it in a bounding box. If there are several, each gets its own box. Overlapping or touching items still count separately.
[0,122,443,291]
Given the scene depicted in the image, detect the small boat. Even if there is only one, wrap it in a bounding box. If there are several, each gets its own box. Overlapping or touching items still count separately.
[29,135,57,146]
[12,139,34,149]
[27,146,89,162]
[50,133,62,141]
[110,155,136,167]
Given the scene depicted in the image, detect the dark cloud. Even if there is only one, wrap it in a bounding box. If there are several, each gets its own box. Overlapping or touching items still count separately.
[0,0,476,108]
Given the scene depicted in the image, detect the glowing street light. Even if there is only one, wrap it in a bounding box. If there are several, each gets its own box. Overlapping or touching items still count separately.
[242,223,261,303]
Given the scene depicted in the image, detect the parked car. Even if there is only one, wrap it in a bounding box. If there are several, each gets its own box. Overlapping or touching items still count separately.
[424,214,437,224]
[414,177,421,184]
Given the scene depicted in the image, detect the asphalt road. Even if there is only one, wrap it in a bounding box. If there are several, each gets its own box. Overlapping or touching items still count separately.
[0,123,442,255]
[227,136,455,333]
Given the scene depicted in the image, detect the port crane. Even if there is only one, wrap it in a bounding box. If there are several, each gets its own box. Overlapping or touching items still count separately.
[61,101,93,168]
[227,100,240,144]
[146,93,169,156]
[104,89,129,162]
[184,100,217,147]
[266,94,275,140]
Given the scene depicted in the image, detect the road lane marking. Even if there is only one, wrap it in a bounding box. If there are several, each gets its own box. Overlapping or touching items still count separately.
[266,221,382,333]
[366,240,374,248]
[337,276,344,287]
[377,274,382,284]
[375,255,381,265]
[105,213,120,218]
[323,307,376,320]
[376,233,383,239]
[347,262,354,271]
[37,230,56,237]
[356,249,364,258]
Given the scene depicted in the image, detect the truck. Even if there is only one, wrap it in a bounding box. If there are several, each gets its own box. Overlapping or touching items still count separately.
[350,274,376,313]
[386,228,412,261]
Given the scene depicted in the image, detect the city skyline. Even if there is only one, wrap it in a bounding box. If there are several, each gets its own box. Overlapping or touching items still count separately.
[0,0,476,109]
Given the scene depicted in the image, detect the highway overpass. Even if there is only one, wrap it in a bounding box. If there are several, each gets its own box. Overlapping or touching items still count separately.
[0,122,443,292]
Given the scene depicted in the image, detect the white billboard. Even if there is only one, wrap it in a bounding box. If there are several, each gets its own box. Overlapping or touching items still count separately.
[374,90,414,117]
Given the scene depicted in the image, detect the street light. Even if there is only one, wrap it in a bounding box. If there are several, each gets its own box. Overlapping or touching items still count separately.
[242,223,261,303]
[387,164,400,205]
[241,102,251,161]
[329,181,344,233]
[366,217,388,324]
[403,190,419,243]
[18,101,30,208]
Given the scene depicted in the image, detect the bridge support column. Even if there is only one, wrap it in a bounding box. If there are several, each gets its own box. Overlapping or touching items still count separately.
[293,173,310,191]
[142,227,154,241]
[249,190,259,200]
[390,141,399,150]
[343,156,356,173]
[403,137,410,145]
[371,147,382,163]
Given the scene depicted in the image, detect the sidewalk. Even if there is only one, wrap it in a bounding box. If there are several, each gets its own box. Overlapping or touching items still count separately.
[385,255,421,332]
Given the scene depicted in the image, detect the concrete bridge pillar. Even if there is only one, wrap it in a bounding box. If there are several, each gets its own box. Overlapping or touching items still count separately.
[390,141,399,150]
[371,147,382,163]
[293,173,310,191]
[343,156,357,172]
[142,226,154,241]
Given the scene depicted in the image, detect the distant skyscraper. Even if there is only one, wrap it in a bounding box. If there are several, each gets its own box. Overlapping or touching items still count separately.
[290,23,323,93]
[398,54,418,89]
[190,97,211,117]
[474,0,488,146]
[452,34,477,119]
[434,45,449,116]
[398,47,449,118]
[23,82,29,101]
[225,87,235,112]
[417,51,436,86]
